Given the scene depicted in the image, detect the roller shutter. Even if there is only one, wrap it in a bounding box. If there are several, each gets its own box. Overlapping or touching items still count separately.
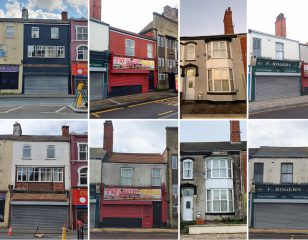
[90,203,96,228]
[255,76,300,101]
[24,76,68,94]
[90,72,106,100]
[254,203,308,229]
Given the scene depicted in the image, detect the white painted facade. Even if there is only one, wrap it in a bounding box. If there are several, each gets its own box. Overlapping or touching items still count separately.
[11,141,70,189]
[300,44,308,62]
[90,20,109,52]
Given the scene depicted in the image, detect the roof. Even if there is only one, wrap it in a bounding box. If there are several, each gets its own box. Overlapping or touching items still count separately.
[90,148,107,159]
[0,18,70,24]
[248,29,299,43]
[139,21,153,34]
[110,26,155,41]
[251,146,308,158]
[181,141,247,154]
[0,135,69,142]
[181,33,246,41]
[249,148,259,159]
[106,152,166,164]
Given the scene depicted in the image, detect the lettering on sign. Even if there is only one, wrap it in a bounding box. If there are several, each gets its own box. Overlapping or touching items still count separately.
[104,187,161,201]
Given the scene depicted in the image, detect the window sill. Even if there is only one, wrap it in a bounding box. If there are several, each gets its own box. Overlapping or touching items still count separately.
[22,157,32,160]
[46,158,56,160]
[182,178,194,181]
[206,212,235,215]
[207,91,237,95]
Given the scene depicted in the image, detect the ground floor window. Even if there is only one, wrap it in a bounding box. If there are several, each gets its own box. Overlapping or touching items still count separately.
[0,193,5,222]
[207,68,234,92]
[0,72,19,89]
[206,189,234,213]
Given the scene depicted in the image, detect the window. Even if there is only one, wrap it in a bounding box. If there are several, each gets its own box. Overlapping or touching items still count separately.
[172,155,178,169]
[253,38,261,57]
[51,27,59,39]
[28,167,39,182]
[76,45,88,60]
[207,41,231,59]
[254,163,264,184]
[206,159,232,178]
[57,46,65,58]
[186,44,195,60]
[161,58,164,67]
[0,45,7,58]
[6,26,14,38]
[40,168,52,182]
[168,38,174,49]
[281,163,293,183]
[121,168,133,186]
[158,35,164,47]
[23,145,31,158]
[276,42,284,60]
[17,167,27,182]
[208,68,234,92]
[78,143,88,160]
[183,159,193,179]
[46,46,57,58]
[31,27,39,38]
[158,57,161,67]
[207,189,234,213]
[53,168,64,182]
[17,167,63,182]
[76,26,88,40]
[152,168,161,186]
[172,184,178,196]
[78,167,87,186]
[47,145,55,159]
[125,39,135,56]
[147,43,153,58]
[27,45,64,58]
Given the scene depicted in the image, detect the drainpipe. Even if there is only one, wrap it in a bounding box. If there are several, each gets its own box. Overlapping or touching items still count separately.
[154,28,159,90]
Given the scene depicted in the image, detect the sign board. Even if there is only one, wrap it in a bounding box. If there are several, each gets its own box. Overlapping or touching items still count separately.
[255,184,308,199]
[0,193,5,200]
[255,59,300,73]
[72,189,88,205]
[72,62,88,76]
[0,65,19,72]
[104,187,161,201]
[113,56,155,70]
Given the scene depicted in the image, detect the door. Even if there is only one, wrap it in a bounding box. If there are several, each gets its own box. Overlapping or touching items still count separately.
[148,71,154,91]
[152,202,162,228]
[185,69,195,100]
[182,196,193,221]
[24,76,68,94]
[168,73,175,90]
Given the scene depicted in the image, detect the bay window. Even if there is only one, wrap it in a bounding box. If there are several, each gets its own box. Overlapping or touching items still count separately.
[17,167,63,182]
[208,68,234,92]
[206,158,232,178]
[207,189,234,213]
[207,41,231,59]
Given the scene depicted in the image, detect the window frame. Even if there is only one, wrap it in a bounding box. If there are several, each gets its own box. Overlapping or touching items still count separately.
[120,167,133,186]
[253,38,261,57]
[186,44,195,60]
[275,42,284,60]
[125,39,135,56]
[151,168,161,186]
[206,158,233,179]
[207,41,231,59]
[183,159,193,179]
[281,163,293,184]
[206,189,234,213]
[78,167,88,186]
[78,143,88,161]
[76,26,88,41]
[0,45,7,58]
[22,144,31,158]
[207,68,234,92]
[76,45,88,61]
[172,155,178,169]
[6,26,14,38]
[147,43,153,58]
[254,162,264,184]
[46,145,55,159]
[53,168,64,183]
[31,27,39,38]
[17,167,28,182]
[50,27,59,39]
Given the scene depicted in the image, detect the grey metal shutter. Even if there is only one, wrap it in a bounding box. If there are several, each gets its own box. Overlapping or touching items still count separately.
[90,203,95,228]
[256,76,299,101]
[255,203,308,229]
[11,205,68,233]
[24,76,68,94]
[90,72,106,101]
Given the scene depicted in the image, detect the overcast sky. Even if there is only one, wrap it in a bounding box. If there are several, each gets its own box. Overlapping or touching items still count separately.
[0,0,87,19]
[101,0,178,33]
[180,120,247,142]
[0,120,87,136]
[90,120,178,154]
[248,0,308,43]
[249,120,308,148]
[181,0,246,36]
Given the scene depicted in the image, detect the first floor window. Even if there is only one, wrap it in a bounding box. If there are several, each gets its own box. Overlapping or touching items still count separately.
[47,145,55,159]
[78,143,88,160]
[207,189,234,213]
[17,167,27,182]
[79,167,87,186]
[152,168,161,186]
[57,46,65,58]
[208,68,234,92]
[254,162,264,184]
[28,168,39,182]
[186,44,195,60]
[53,168,64,182]
[23,145,31,158]
[51,27,59,39]
[281,163,293,183]
[172,155,178,169]
[6,26,14,38]
[31,27,39,38]
[147,43,153,58]
[183,159,193,179]
[76,26,88,40]
[206,158,232,178]
[207,41,231,59]
[77,45,88,60]
[125,39,135,56]
[40,168,52,182]
[121,168,133,186]
[16,167,63,183]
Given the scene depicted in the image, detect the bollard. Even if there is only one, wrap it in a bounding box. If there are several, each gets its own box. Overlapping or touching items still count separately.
[61,225,66,240]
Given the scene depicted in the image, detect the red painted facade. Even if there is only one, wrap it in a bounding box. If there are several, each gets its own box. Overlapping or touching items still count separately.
[108,28,157,96]
[301,63,308,94]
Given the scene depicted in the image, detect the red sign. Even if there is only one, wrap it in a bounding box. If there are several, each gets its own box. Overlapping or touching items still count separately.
[72,62,88,76]
[72,189,88,205]
[104,187,161,201]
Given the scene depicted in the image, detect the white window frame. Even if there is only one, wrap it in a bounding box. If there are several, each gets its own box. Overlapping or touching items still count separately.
[51,27,59,39]
[53,168,64,182]
[77,143,88,161]
[125,39,135,56]
[207,41,231,59]
[121,167,133,186]
[172,155,178,169]
[6,26,14,38]
[183,159,193,179]
[57,46,65,58]
[207,68,234,92]
[78,166,88,186]
[161,57,164,67]
[76,26,88,41]
[147,43,153,58]
[275,42,284,60]
[23,144,31,158]
[76,45,88,61]
[151,168,161,186]
[31,27,39,38]
[17,167,28,182]
[46,145,55,159]
[186,44,195,60]
[206,189,234,213]
[206,158,233,179]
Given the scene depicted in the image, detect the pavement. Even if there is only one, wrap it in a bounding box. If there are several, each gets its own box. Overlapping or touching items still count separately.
[181,233,247,240]
[0,229,85,239]
[249,233,308,240]
[249,228,308,240]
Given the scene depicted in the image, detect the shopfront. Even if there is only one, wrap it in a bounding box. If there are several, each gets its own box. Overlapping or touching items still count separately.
[71,62,88,95]
[0,193,5,224]
[0,65,20,92]
[252,184,308,229]
[100,186,167,228]
[72,188,88,229]
[301,63,308,95]
[250,58,301,101]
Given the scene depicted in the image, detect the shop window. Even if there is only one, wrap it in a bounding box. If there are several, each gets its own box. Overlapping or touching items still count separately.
[78,167,88,186]
[186,44,195,60]
[125,39,135,56]
[254,162,264,184]
[183,159,193,179]
[6,26,14,38]
[206,189,234,213]
[31,27,39,38]
[47,145,55,159]
[147,43,153,58]
[76,26,88,40]
[152,168,161,186]
[0,72,19,89]
[121,168,133,186]
[172,155,178,169]
[51,27,59,39]
[206,158,232,179]
[208,68,234,92]
[23,145,31,158]
[0,193,5,222]
[276,42,284,60]
[281,163,293,183]
[253,38,261,57]
[78,143,88,160]
[17,167,28,182]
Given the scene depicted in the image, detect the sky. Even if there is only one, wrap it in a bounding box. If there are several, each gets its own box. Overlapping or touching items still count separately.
[248,0,308,43]
[90,120,178,154]
[180,0,246,36]
[0,0,87,19]
[180,120,247,142]
[249,120,308,148]
[0,120,87,136]
[101,0,178,33]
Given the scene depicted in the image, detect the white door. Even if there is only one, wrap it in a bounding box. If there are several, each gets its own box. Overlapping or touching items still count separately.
[185,69,195,100]
[183,196,193,221]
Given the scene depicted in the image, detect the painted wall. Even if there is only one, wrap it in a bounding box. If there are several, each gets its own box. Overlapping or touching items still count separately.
[90,159,102,184]
[70,19,88,62]
[90,20,109,52]
[300,44,308,63]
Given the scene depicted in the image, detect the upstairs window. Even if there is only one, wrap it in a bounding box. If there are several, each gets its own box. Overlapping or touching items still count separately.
[78,167,88,186]
[147,43,153,58]
[207,41,231,59]
[78,143,88,160]
[76,26,88,40]
[76,45,88,60]
[0,45,7,58]
[253,38,261,57]
[47,145,55,159]
[6,26,14,38]
[57,46,65,58]
[183,159,193,179]
[276,42,284,60]
[17,167,27,182]
[125,39,135,56]
[53,168,64,182]
[51,27,59,39]
[206,159,232,178]
[172,155,178,169]
[23,145,31,158]
[281,163,293,184]
[152,168,161,186]
[254,162,264,184]
[31,27,39,38]
[186,44,195,60]
[121,168,133,186]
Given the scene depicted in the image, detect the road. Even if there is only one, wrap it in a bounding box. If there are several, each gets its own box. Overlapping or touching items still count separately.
[90,232,177,239]
[91,97,178,119]
[249,104,308,119]
[0,98,87,119]
[249,233,308,239]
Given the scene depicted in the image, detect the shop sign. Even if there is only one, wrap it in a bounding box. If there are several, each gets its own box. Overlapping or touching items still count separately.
[0,65,19,72]
[90,62,105,68]
[72,62,88,76]
[113,56,154,70]
[303,64,308,77]
[72,189,88,205]
[255,184,308,199]
[255,59,300,73]
[0,193,5,200]
[104,187,161,201]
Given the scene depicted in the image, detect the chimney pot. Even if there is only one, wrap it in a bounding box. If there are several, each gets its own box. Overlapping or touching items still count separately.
[62,126,69,137]
[22,8,28,19]
[223,7,234,35]
[13,122,22,136]
[90,0,101,20]
[61,11,68,21]
[103,121,113,153]
[230,120,241,143]
[275,13,286,37]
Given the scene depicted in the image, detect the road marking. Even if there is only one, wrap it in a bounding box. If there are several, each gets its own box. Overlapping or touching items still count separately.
[55,106,67,113]
[159,112,178,119]
[0,106,24,113]
[92,107,124,115]
[128,101,157,108]
[107,99,122,105]
[250,103,308,115]
[91,113,100,118]
[158,110,174,116]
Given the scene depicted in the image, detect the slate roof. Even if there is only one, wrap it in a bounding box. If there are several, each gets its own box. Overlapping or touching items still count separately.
[251,147,308,158]
[180,141,247,154]
[90,148,107,159]
[107,152,166,164]
[0,135,69,142]
[0,18,70,24]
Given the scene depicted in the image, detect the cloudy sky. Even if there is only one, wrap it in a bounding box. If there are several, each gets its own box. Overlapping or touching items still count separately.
[90,120,178,153]
[0,120,87,136]
[181,0,246,36]
[0,0,87,19]
[248,0,308,43]
[181,120,247,142]
[101,0,178,33]
[249,120,308,148]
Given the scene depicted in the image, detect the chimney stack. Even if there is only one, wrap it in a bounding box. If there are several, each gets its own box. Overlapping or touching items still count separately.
[13,122,22,136]
[275,13,286,37]
[90,0,101,21]
[230,120,241,143]
[22,8,28,19]
[103,121,113,153]
[61,11,68,21]
[62,126,69,137]
[223,7,234,35]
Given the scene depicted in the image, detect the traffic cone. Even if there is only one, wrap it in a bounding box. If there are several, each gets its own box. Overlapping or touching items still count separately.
[8,226,12,236]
